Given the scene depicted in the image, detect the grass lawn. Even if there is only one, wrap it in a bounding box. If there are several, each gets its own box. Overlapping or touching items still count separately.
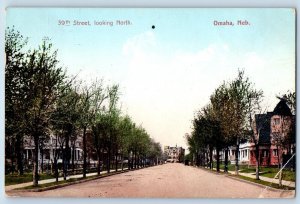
[260,169,295,182]
[5,173,55,186]
[17,178,81,190]
[212,163,295,182]
[229,174,295,190]
[15,170,126,190]
[218,163,250,171]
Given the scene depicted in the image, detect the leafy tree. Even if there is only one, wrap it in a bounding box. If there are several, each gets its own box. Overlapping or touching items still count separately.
[117,115,134,170]
[210,85,235,172]
[51,86,81,180]
[77,83,97,178]
[105,84,120,172]
[187,70,263,176]
[225,70,262,175]
[5,27,28,175]
[5,28,160,185]
[24,41,66,186]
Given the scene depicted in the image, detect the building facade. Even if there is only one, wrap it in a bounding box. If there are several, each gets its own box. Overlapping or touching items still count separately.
[164,145,185,163]
[216,99,295,167]
[22,134,84,172]
[249,99,295,166]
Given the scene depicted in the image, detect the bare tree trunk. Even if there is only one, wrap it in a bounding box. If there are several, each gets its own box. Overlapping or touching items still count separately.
[54,135,59,182]
[235,138,240,175]
[278,147,282,187]
[41,147,44,173]
[128,151,132,170]
[121,153,124,171]
[224,146,229,173]
[16,134,24,175]
[72,143,75,173]
[115,148,118,172]
[63,135,71,180]
[279,163,283,187]
[209,146,213,169]
[255,145,260,180]
[33,136,39,186]
[216,148,220,172]
[10,139,15,174]
[107,143,111,173]
[235,139,240,175]
[206,150,210,168]
[54,157,58,182]
[134,151,137,169]
[277,146,280,169]
[83,126,87,178]
[63,149,67,180]
[97,148,101,175]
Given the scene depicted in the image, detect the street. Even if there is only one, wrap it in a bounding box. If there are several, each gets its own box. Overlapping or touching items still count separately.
[7,163,294,198]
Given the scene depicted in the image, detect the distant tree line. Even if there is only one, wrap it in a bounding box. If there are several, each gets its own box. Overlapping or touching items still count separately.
[5,27,163,186]
[186,70,295,180]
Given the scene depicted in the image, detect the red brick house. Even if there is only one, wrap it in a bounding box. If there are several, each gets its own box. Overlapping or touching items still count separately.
[249,99,294,166]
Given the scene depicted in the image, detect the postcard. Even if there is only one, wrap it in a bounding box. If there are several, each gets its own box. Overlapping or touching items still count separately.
[4,8,295,198]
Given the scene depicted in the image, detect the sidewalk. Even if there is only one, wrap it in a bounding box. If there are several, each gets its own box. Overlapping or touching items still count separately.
[5,168,127,191]
[227,170,295,188]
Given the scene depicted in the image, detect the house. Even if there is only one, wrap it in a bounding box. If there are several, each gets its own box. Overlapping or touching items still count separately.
[249,99,295,166]
[164,145,185,163]
[219,141,251,165]
[22,134,84,172]
[216,99,294,167]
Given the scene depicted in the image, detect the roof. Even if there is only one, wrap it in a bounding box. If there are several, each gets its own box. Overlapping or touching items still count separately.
[253,99,293,144]
[273,99,292,116]
[255,113,272,144]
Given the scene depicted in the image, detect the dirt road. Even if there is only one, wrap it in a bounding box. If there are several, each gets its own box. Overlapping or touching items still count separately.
[7,163,295,198]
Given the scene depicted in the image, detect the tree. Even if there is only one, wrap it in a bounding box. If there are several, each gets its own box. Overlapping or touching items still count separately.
[89,80,107,175]
[77,83,96,178]
[277,92,296,153]
[187,70,263,176]
[191,105,223,171]
[282,91,296,115]
[106,84,120,172]
[214,70,263,174]
[25,41,66,186]
[242,73,264,180]
[210,84,235,173]
[117,115,134,170]
[51,86,81,180]
[5,27,28,175]
[251,112,269,180]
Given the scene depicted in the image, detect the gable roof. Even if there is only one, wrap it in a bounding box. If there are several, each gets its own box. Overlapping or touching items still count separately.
[255,113,272,144]
[273,99,292,116]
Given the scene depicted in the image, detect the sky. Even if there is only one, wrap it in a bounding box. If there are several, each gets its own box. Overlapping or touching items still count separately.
[6,8,295,151]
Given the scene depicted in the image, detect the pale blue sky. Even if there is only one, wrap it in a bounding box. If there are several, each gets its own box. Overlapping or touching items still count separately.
[6,8,295,149]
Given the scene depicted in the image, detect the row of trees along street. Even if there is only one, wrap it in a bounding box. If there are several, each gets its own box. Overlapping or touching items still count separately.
[186,70,295,180]
[5,27,163,186]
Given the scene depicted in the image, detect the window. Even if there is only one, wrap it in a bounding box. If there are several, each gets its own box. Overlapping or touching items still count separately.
[274,118,280,125]
[273,149,278,157]
[263,150,269,157]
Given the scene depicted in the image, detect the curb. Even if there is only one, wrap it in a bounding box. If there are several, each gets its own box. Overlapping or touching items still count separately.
[10,165,161,193]
[225,174,294,192]
[192,166,294,192]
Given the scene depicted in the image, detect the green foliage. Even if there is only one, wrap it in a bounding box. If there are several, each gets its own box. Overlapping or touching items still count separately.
[5,173,55,186]
[5,28,162,185]
[187,70,264,171]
